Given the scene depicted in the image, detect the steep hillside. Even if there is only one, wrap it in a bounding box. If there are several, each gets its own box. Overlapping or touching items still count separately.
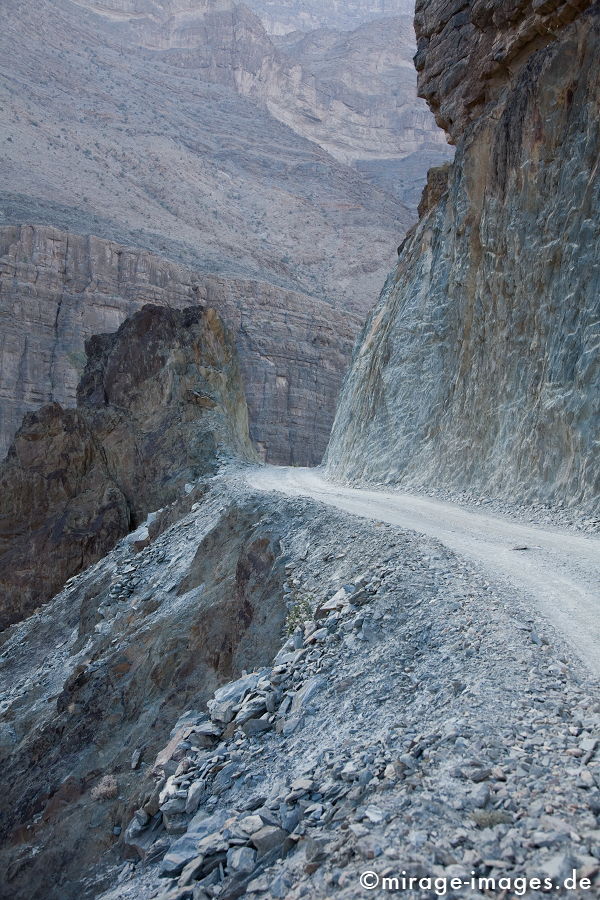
[0,0,448,465]
[326,0,600,514]
[1,471,599,899]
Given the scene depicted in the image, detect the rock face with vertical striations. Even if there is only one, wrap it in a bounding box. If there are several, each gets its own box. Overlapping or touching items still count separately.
[326,1,600,513]
[0,303,255,630]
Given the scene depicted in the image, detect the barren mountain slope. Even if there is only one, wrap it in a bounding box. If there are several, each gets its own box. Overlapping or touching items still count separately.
[1,0,405,304]
[1,469,598,899]
[246,0,414,34]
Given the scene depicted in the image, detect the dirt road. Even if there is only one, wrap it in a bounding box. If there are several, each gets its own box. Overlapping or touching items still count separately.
[248,466,600,677]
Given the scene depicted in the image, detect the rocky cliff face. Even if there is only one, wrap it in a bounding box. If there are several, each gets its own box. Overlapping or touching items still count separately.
[272,16,450,169]
[0,225,359,465]
[326,1,600,513]
[0,303,255,630]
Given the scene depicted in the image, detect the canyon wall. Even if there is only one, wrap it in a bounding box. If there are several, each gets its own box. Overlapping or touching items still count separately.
[0,0,450,465]
[0,225,360,465]
[326,1,600,512]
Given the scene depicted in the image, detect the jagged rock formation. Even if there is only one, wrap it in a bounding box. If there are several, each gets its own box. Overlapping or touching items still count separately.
[0,304,255,630]
[326,1,600,513]
[0,225,360,465]
[0,0,450,465]
[414,0,595,141]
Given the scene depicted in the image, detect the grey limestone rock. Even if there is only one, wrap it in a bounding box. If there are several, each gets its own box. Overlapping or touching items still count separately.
[326,4,600,515]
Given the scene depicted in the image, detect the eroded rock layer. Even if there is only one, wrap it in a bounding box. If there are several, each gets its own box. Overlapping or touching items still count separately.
[0,303,254,629]
[0,225,360,465]
[326,3,600,512]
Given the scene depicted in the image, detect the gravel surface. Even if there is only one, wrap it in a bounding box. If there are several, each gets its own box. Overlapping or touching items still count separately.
[90,468,600,900]
[247,467,600,679]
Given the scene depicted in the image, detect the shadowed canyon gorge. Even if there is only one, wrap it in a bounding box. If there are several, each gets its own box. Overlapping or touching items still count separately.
[0,2,599,899]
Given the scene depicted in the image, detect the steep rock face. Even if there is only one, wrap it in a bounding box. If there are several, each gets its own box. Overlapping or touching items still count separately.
[414,0,595,141]
[273,17,450,168]
[0,304,254,629]
[0,225,360,465]
[326,4,600,512]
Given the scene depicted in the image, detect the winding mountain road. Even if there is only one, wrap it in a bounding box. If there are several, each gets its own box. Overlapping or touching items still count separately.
[247,466,600,677]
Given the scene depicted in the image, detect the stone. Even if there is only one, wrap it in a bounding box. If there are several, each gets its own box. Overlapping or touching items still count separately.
[238,816,265,836]
[242,717,272,737]
[185,781,206,816]
[235,698,268,726]
[364,805,386,825]
[290,677,325,717]
[250,826,289,855]
[161,811,230,876]
[226,846,257,874]
[212,673,263,707]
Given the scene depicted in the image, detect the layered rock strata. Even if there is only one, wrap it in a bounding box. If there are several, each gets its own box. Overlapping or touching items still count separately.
[0,225,360,465]
[0,0,451,466]
[326,2,600,512]
[0,303,255,629]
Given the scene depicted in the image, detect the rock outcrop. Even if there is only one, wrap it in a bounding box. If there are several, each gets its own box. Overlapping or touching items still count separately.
[414,0,595,141]
[326,2,600,512]
[0,224,361,465]
[0,303,255,629]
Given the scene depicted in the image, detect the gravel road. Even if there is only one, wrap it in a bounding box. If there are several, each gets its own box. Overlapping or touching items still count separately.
[248,466,600,677]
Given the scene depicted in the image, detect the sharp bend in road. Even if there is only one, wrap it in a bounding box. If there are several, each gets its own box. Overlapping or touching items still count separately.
[247,466,600,678]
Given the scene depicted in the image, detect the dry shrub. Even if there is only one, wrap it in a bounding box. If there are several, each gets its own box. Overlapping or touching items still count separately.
[90,774,118,801]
